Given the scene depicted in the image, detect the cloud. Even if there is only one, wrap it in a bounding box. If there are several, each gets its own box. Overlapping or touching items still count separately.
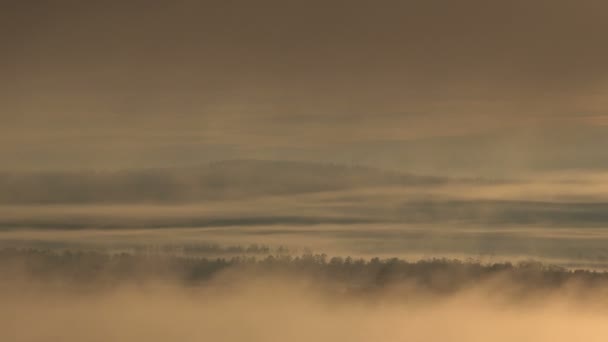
[2,251,608,342]
[2,1,608,170]
[2,163,608,265]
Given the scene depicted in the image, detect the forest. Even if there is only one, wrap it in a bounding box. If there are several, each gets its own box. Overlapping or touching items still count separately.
[3,248,607,298]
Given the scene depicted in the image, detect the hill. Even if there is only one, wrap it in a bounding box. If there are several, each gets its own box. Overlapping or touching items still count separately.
[0,160,445,204]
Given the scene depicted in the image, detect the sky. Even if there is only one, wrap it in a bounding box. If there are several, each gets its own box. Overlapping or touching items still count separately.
[3,0,608,173]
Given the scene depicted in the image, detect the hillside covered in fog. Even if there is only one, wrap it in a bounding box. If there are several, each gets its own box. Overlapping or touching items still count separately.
[0,160,445,204]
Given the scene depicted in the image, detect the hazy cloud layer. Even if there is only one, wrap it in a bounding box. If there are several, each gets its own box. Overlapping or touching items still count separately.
[2,1,608,172]
[2,161,608,265]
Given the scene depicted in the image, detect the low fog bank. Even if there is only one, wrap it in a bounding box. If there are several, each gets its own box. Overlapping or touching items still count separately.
[3,162,608,270]
[3,224,608,269]
[3,248,608,296]
[2,249,608,342]
[4,279,608,342]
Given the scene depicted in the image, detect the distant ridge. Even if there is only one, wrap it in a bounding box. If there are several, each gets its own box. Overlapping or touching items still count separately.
[0,159,446,204]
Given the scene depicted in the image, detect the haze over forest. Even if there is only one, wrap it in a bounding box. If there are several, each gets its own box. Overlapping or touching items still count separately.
[3,1,608,341]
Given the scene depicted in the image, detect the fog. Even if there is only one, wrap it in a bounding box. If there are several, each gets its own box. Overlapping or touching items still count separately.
[2,163,608,267]
[3,251,608,342]
[5,283,608,342]
[4,1,608,339]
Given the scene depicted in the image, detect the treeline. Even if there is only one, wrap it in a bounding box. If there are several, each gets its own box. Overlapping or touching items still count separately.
[132,243,280,255]
[2,249,608,296]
